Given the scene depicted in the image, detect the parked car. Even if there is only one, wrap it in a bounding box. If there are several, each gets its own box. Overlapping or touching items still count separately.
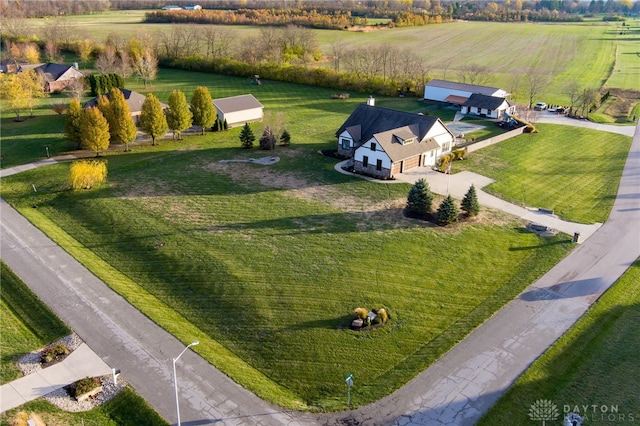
[534,102,547,111]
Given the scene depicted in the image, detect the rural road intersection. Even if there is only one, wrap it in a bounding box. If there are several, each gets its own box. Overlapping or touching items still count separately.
[1,118,638,425]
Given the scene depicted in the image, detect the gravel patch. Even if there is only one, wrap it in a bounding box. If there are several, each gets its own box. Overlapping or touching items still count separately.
[16,333,126,412]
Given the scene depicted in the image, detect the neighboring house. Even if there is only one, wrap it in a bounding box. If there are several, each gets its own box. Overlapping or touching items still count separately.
[84,88,168,123]
[336,99,455,179]
[19,62,86,93]
[424,79,508,105]
[461,93,516,119]
[184,4,202,10]
[161,5,182,10]
[213,94,263,128]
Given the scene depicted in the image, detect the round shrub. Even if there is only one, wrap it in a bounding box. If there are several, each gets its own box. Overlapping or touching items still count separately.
[354,307,368,320]
[41,342,70,363]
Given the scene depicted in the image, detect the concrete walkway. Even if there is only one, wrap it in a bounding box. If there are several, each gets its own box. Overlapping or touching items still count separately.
[0,343,113,413]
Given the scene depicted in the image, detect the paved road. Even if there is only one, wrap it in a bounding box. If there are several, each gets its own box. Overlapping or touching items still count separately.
[1,120,638,425]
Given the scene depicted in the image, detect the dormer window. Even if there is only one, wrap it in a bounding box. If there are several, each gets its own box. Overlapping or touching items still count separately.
[395,135,416,145]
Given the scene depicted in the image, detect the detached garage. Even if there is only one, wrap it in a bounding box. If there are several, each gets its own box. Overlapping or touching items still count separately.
[213,94,263,128]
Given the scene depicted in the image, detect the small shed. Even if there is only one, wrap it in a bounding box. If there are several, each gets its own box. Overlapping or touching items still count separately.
[213,94,264,128]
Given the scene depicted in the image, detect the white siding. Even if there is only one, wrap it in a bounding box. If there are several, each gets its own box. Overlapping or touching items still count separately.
[424,86,474,102]
[338,130,353,150]
[354,137,391,169]
[219,107,263,128]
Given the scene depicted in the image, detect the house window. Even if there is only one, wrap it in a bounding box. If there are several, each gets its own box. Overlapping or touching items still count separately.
[371,142,376,151]
[442,143,450,152]
[341,138,350,150]
[376,159,382,171]
[363,156,369,168]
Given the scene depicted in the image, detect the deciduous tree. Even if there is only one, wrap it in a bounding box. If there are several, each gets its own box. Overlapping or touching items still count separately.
[0,70,45,120]
[139,93,168,145]
[190,86,215,135]
[109,88,137,151]
[96,94,116,141]
[80,107,110,156]
[64,98,83,149]
[166,89,192,140]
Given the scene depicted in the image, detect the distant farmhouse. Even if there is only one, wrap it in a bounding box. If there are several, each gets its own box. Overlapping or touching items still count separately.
[84,88,168,123]
[424,79,514,119]
[213,94,263,128]
[161,5,182,10]
[336,98,455,179]
[184,4,202,10]
[17,62,85,93]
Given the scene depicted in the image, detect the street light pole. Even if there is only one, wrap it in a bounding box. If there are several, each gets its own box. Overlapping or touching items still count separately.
[172,340,199,426]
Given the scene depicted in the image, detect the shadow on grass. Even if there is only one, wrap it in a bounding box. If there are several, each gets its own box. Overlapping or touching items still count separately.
[288,314,354,331]
[508,239,571,251]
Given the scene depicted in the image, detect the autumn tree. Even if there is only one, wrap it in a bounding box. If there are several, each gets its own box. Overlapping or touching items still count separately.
[461,184,480,217]
[76,38,94,66]
[190,86,215,135]
[406,178,434,216]
[139,93,168,145]
[132,47,158,88]
[96,94,116,142]
[109,88,137,151]
[166,89,192,140]
[69,159,107,190]
[239,123,255,149]
[80,107,110,156]
[0,70,46,120]
[64,98,83,149]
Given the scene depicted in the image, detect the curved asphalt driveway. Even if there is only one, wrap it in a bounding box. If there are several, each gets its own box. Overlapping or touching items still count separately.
[1,120,638,425]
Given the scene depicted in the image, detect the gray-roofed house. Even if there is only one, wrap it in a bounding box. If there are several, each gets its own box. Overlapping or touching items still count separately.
[19,62,86,93]
[84,88,168,123]
[461,93,516,119]
[336,99,455,179]
[213,94,263,128]
[424,79,508,105]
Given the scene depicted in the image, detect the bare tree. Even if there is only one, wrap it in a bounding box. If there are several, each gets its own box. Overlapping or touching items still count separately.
[201,27,235,60]
[563,80,582,116]
[330,38,346,72]
[95,45,119,74]
[457,64,490,85]
[133,48,158,88]
[578,87,599,118]
[66,77,87,99]
[525,71,551,109]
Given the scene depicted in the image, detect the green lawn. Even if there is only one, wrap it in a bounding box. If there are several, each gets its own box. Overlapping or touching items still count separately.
[452,123,632,224]
[0,122,574,411]
[479,260,640,426]
[0,261,70,384]
[0,261,167,425]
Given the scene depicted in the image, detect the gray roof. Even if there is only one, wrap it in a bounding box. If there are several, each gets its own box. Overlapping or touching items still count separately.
[84,88,166,114]
[336,104,440,146]
[20,62,85,82]
[463,93,510,110]
[426,79,503,96]
[213,94,263,114]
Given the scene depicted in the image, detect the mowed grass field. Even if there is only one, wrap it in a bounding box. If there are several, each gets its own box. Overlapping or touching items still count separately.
[479,260,640,425]
[0,68,580,410]
[0,261,168,425]
[24,11,640,108]
[452,123,632,224]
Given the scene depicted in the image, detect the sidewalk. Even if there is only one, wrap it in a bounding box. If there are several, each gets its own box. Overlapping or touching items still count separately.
[0,343,113,413]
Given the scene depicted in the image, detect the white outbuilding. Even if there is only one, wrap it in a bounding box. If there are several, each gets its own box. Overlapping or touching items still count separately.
[424,79,508,105]
[213,94,264,128]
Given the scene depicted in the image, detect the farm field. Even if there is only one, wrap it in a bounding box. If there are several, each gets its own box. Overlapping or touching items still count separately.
[478,260,640,425]
[22,11,640,108]
[0,262,168,425]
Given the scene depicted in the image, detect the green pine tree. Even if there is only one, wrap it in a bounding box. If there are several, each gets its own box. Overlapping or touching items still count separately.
[139,93,168,146]
[461,184,480,217]
[436,195,459,225]
[406,178,434,216]
[259,126,276,151]
[109,88,137,151]
[280,129,291,146]
[79,107,110,156]
[166,89,192,140]
[64,98,83,149]
[239,123,255,149]
[190,86,215,135]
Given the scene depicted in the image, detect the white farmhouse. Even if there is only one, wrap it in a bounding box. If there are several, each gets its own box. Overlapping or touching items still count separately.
[213,94,264,128]
[461,93,516,119]
[336,101,455,179]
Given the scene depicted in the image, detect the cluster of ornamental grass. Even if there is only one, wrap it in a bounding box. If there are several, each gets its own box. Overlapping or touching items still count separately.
[41,342,70,363]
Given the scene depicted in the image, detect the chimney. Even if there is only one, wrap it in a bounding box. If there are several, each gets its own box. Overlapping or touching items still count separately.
[73,62,79,70]
[366,96,375,106]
